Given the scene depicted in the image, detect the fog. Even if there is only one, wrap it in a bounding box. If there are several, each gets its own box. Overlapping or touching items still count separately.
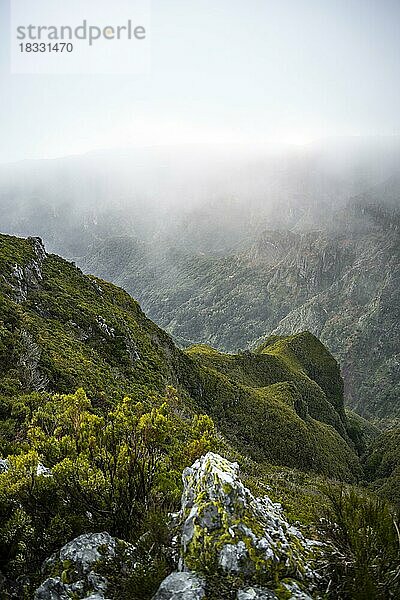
[0,136,399,258]
[1,1,399,257]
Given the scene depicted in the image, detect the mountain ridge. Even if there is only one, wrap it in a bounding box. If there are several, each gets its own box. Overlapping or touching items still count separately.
[76,203,399,425]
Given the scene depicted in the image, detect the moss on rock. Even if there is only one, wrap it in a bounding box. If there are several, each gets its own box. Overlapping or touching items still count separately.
[174,453,322,598]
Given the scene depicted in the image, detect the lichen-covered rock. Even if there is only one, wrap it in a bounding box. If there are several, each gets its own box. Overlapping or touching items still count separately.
[176,453,321,595]
[152,571,206,600]
[237,587,278,600]
[9,236,46,303]
[35,577,70,600]
[278,580,313,599]
[56,532,116,573]
[18,329,49,391]
[34,532,134,600]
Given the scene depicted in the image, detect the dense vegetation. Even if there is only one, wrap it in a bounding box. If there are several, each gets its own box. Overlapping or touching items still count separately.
[0,233,398,598]
[0,387,216,594]
[320,486,400,600]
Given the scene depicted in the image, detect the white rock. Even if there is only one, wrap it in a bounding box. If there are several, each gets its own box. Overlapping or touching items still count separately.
[237,587,278,600]
[0,459,9,473]
[57,532,116,574]
[35,532,134,600]
[152,572,206,600]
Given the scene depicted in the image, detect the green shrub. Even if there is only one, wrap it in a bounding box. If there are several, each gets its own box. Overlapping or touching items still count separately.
[320,486,400,599]
[0,387,217,593]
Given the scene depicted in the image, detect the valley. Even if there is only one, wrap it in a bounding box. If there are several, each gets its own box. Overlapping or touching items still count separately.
[0,233,398,599]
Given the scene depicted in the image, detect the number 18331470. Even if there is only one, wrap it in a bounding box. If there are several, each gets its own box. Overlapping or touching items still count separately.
[19,42,73,52]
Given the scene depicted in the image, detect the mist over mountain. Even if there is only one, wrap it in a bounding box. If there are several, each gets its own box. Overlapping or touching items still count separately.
[0,137,399,426]
[77,199,399,423]
[1,136,399,256]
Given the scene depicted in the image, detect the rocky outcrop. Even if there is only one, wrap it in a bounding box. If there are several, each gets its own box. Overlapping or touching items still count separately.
[153,453,321,599]
[35,532,135,600]
[8,236,46,303]
[33,454,322,600]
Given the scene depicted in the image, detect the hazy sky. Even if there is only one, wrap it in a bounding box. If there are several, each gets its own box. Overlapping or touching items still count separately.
[0,0,400,163]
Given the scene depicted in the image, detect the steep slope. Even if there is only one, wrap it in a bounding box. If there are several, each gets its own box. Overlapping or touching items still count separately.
[0,235,188,403]
[0,233,360,480]
[185,333,359,477]
[267,225,399,425]
[78,203,399,425]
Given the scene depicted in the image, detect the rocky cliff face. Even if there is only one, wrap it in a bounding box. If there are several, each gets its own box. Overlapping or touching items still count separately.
[268,229,399,424]
[6,237,46,303]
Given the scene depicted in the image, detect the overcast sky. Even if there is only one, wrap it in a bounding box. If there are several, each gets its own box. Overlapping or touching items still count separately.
[0,0,399,163]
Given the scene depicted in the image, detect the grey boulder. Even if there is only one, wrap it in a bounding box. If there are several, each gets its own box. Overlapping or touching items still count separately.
[152,572,206,600]
[35,532,134,600]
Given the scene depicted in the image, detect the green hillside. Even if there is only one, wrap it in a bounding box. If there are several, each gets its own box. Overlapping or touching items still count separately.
[0,233,360,479]
[0,233,398,599]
